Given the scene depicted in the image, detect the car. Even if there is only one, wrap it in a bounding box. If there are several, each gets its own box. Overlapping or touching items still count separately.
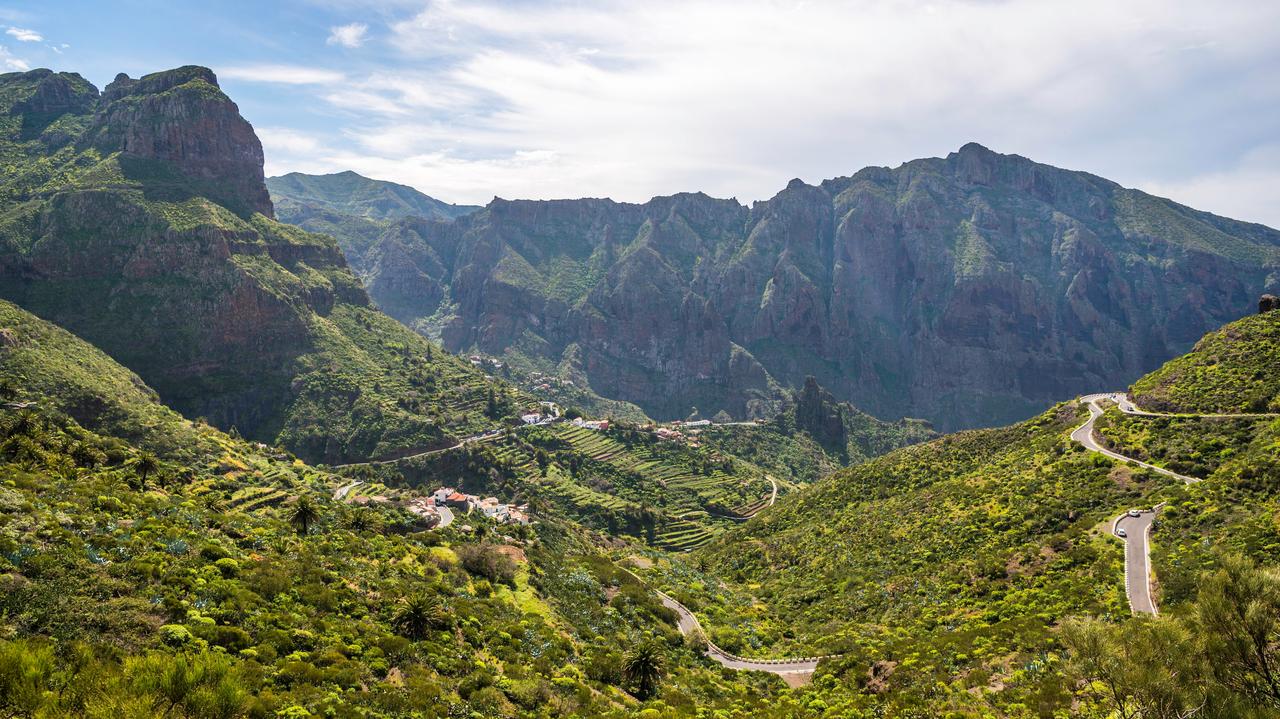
[1116,528,1128,538]
[1128,509,1142,518]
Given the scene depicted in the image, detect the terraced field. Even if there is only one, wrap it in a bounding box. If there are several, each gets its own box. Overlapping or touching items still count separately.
[548,424,771,516]
[653,519,718,552]
[350,418,773,552]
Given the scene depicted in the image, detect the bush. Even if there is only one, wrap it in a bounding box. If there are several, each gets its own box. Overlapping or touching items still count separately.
[457,543,517,585]
[213,558,240,577]
[159,624,194,647]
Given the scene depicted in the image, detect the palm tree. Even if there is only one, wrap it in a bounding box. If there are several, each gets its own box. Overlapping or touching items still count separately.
[2,409,38,439]
[131,451,159,490]
[289,494,322,536]
[0,378,17,402]
[67,441,104,468]
[348,507,377,533]
[1,434,38,465]
[393,594,450,640]
[623,641,665,700]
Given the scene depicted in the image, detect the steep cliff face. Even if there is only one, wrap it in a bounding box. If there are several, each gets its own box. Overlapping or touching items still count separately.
[277,147,1280,430]
[0,67,501,463]
[86,66,274,217]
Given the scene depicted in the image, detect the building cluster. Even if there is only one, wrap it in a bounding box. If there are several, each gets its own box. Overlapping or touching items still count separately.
[468,354,505,372]
[424,486,530,525]
[521,401,563,425]
[526,370,574,393]
[571,417,610,431]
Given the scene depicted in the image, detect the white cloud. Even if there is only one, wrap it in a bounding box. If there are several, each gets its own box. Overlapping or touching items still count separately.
[5,27,41,42]
[257,0,1280,222]
[327,22,369,48]
[1142,145,1280,229]
[220,64,345,85]
[259,127,324,155]
[0,45,28,71]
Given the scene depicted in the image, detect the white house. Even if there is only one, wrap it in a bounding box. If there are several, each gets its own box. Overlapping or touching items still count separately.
[479,497,510,519]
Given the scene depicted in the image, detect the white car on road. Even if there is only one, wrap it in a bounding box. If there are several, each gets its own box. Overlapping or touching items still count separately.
[1128,509,1142,518]
[1116,528,1127,538]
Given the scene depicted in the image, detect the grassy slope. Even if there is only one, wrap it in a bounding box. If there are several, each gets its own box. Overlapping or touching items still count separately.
[0,298,217,460]
[266,171,479,222]
[699,405,936,485]
[667,309,1280,716]
[1130,308,1280,413]
[676,404,1187,714]
[0,297,818,718]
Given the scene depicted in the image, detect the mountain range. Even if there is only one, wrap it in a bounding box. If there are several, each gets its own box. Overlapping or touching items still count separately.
[4,62,1280,718]
[269,150,1280,431]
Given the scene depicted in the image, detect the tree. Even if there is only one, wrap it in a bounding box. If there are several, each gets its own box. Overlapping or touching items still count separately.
[622,641,665,700]
[1063,616,1207,719]
[457,543,517,585]
[131,451,160,490]
[392,594,450,640]
[289,495,322,536]
[67,441,104,469]
[1197,553,1280,708]
[485,386,499,418]
[348,507,378,533]
[1,410,38,439]
[0,378,17,402]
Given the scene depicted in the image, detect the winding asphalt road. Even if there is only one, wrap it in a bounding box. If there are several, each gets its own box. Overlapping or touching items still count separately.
[1071,392,1254,615]
[1073,394,1200,484]
[435,505,455,528]
[330,431,505,469]
[333,480,363,501]
[1112,509,1159,615]
[611,563,827,685]
[657,590,826,686]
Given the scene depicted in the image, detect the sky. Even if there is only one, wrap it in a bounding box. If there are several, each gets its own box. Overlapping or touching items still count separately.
[4,0,1280,226]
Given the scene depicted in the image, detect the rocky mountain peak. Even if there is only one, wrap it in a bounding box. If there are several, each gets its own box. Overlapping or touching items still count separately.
[91,65,273,218]
[7,69,97,114]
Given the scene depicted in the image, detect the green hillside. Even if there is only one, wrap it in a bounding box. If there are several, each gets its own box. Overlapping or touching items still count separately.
[267,171,478,223]
[0,299,214,459]
[1130,307,1280,413]
[659,308,1280,716]
[690,406,1143,701]
[0,295,830,718]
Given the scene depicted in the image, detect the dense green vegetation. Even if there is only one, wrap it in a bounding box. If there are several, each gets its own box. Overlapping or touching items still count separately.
[1130,309,1280,413]
[681,404,1156,715]
[1094,407,1267,479]
[1062,554,1280,718]
[334,417,786,553]
[0,295,821,718]
[700,378,936,483]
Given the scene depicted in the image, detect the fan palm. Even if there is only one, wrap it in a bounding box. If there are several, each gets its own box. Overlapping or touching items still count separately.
[392,594,451,640]
[289,495,322,536]
[623,641,665,700]
[131,451,159,490]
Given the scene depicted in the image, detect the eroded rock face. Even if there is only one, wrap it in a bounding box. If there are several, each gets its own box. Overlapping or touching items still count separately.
[278,149,1280,430]
[90,66,273,217]
[0,66,378,451]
